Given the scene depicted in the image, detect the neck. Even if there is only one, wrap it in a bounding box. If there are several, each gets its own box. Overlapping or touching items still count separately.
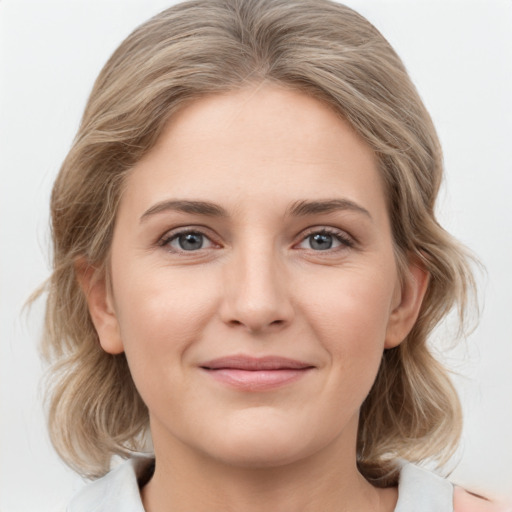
[141,416,397,512]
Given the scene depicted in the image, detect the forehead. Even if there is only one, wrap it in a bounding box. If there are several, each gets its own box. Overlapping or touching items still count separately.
[119,85,388,222]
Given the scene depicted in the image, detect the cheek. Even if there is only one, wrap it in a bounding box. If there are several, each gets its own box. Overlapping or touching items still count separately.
[111,263,220,374]
[110,266,225,426]
[298,266,395,374]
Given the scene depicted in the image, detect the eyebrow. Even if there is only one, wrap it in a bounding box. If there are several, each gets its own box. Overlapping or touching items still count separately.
[140,198,372,223]
[287,199,372,220]
[140,200,228,222]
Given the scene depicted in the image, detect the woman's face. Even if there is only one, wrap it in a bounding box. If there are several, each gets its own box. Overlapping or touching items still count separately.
[88,85,425,468]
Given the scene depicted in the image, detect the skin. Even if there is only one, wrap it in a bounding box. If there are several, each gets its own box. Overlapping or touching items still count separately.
[80,84,501,511]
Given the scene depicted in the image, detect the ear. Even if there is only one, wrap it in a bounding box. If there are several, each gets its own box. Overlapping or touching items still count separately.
[385,259,429,349]
[75,258,124,355]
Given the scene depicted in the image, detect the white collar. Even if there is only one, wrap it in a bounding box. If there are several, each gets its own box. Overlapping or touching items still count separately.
[67,457,453,511]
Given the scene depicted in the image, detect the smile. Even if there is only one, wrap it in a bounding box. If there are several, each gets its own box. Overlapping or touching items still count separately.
[199,356,315,391]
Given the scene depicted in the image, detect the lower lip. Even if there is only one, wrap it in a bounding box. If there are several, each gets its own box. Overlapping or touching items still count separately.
[202,368,312,391]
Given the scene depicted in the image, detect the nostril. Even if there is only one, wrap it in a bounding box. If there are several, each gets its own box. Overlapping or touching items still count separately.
[227,318,287,331]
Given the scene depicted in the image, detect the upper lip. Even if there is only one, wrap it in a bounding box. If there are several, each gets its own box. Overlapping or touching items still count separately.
[200,355,314,371]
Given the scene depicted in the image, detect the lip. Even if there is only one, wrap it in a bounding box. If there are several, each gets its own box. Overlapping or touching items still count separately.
[199,355,315,391]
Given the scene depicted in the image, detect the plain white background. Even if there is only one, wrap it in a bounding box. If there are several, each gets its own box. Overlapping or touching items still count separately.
[1,0,511,510]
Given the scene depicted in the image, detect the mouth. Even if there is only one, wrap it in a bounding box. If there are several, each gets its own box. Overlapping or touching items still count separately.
[199,355,315,391]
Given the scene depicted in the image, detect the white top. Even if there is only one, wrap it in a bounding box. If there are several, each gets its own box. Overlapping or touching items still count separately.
[67,457,454,511]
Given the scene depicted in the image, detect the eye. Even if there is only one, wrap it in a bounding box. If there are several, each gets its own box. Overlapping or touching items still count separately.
[160,230,215,252]
[297,229,353,251]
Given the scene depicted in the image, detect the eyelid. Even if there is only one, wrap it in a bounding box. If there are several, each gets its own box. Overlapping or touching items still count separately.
[155,224,356,254]
[157,226,222,252]
[294,226,355,250]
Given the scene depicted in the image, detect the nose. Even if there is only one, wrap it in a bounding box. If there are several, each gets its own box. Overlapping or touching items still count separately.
[220,242,294,334]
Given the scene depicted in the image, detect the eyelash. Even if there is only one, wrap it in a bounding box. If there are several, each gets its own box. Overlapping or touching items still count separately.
[158,228,218,252]
[299,227,355,251]
[157,227,355,253]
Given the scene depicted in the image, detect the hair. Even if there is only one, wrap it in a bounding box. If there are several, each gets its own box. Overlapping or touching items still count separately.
[41,0,476,484]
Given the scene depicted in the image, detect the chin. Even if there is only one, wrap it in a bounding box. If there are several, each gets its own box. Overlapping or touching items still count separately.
[194,412,340,469]
[210,438,311,469]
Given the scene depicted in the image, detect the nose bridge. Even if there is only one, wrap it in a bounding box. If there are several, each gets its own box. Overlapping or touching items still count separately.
[221,233,292,332]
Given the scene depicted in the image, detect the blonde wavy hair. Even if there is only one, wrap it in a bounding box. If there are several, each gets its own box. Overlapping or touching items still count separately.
[41,0,476,484]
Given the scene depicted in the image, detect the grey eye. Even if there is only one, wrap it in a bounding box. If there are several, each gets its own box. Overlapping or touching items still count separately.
[297,230,351,251]
[171,232,210,251]
[308,233,334,250]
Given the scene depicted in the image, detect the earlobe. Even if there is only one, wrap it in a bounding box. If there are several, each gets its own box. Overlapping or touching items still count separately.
[384,260,429,349]
[75,258,124,355]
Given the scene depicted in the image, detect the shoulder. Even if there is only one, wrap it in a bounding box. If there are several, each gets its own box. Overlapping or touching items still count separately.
[396,463,511,512]
[67,457,152,512]
[453,487,512,512]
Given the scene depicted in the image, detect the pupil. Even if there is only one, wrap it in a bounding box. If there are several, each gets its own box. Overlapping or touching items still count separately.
[311,233,332,250]
[179,233,203,250]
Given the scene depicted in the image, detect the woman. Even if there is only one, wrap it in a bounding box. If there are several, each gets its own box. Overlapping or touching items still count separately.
[40,0,508,510]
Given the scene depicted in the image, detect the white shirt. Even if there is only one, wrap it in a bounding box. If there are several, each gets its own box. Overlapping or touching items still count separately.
[67,457,453,511]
